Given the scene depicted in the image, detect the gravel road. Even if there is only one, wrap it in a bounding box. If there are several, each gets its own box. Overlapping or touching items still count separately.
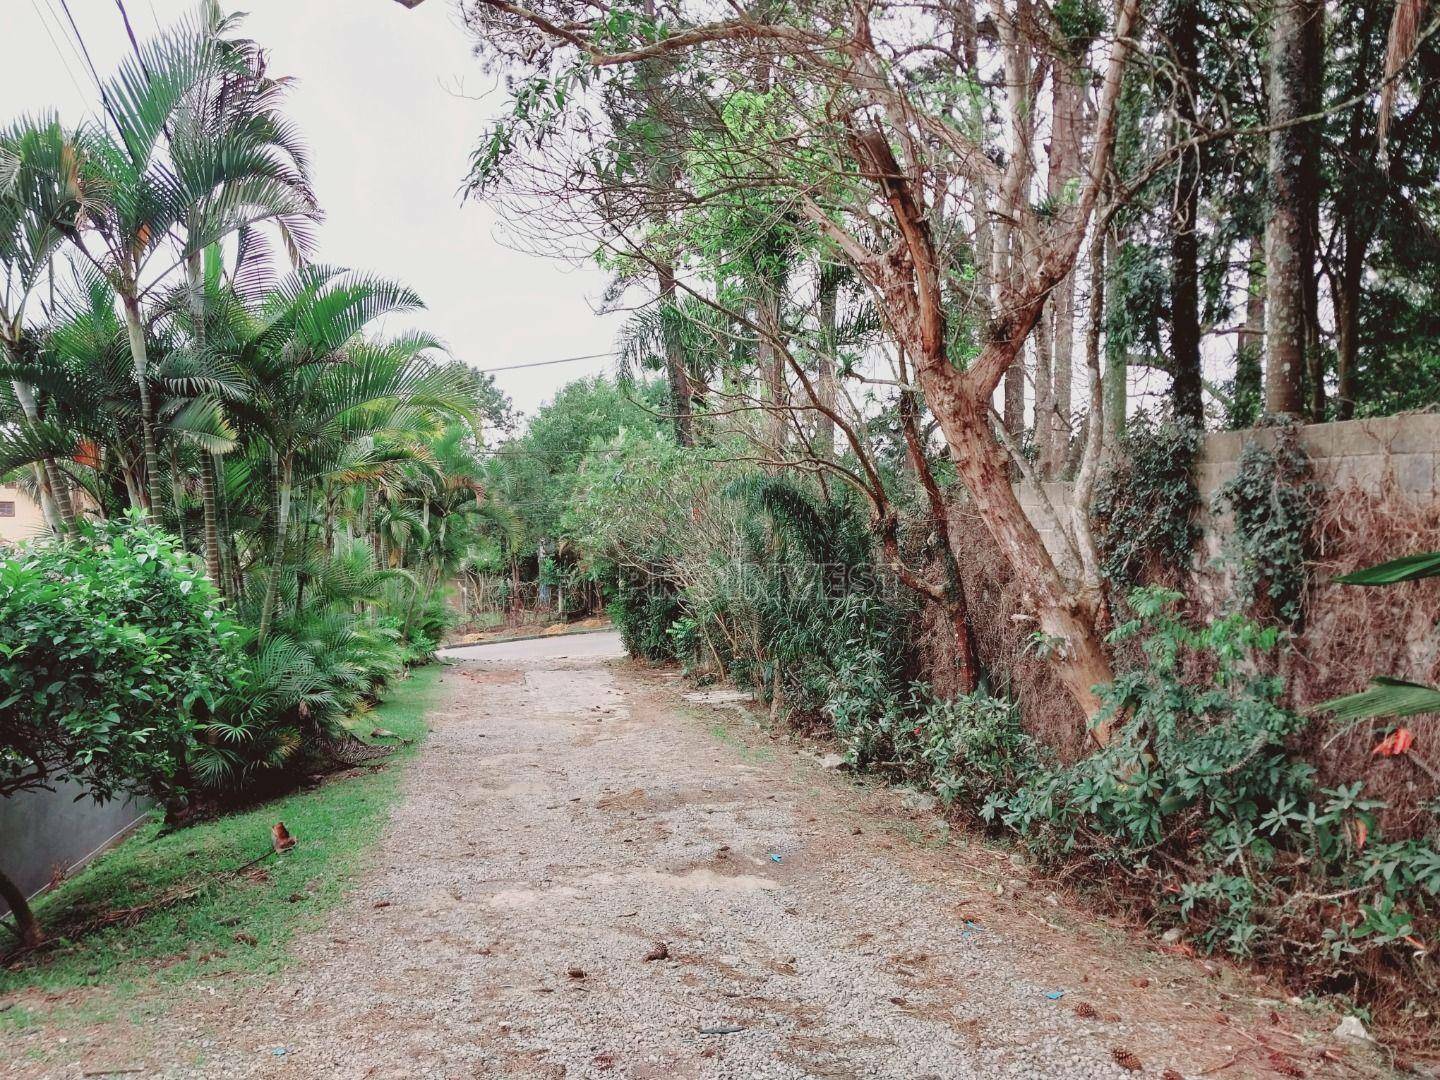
[6,633,1377,1079]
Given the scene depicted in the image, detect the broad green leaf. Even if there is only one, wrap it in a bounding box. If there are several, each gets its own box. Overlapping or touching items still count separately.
[1318,677,1440,722]
[1335,551,1440,586]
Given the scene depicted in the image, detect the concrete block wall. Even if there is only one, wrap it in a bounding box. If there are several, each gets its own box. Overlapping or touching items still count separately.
[1200,412,1440,499]
[1015,413,1440,573]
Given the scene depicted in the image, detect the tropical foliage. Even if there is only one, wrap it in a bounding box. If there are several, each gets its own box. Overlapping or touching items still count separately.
[1321,551,1440,723]
[0,4,512,945]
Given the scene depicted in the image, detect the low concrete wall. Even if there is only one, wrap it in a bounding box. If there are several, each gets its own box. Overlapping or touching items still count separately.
[0,782,150,916]
[1017,413,1440,574]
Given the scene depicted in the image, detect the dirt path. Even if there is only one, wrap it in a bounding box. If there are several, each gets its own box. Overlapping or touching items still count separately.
[7,634,1385,1079]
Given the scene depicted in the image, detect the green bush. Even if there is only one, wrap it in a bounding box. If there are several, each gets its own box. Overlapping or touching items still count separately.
[195,546,430,793]
[829,669,1037,810]
[0,515,237,807]
[904,690,1039,807]
[991,587,1440,984]
[608,575,685,661]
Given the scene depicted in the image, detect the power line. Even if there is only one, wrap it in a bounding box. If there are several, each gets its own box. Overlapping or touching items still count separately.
[474,446,633,459]
[27,0,90,107]
[476,351,615,374]
[53,0,123,134]
[38,0,89,74]
[53,0,106,95]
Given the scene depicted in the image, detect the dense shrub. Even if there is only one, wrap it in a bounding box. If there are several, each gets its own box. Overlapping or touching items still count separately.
[991,587,1440,996]
[0,519,441,802]
[195,544,436,792]
[609,574,685,661]
[835,678,1039,809]
[0,515,237,807]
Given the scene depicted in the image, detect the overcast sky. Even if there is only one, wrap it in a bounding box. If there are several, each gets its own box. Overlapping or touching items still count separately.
[1,0,621,418]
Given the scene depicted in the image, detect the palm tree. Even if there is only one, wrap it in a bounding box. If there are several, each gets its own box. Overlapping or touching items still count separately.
[0,273,142,515]
[0,116,89,531]
[214,266,474,638]
[168,4,319,584]
[56,10,314,516]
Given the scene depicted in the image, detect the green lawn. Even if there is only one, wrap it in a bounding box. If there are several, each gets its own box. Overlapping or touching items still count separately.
[0,663,444,1030]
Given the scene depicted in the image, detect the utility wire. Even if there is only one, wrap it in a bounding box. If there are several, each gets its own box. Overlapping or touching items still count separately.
[54,0,124,135]
[476,351,615,374]
[27,0,90,109]
[38,0,90,75]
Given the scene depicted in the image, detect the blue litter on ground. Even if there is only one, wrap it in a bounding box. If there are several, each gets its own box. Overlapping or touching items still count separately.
[769,854,782,862]
[1044,990,1064,1001]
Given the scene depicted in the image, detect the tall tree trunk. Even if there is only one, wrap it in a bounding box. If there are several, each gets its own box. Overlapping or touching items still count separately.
[186,250,227,589]
[1103,231,1127,446]
[1305,283,1325,421]
[0,865,41,950]
[1264,0,1324,418]
[1332,3,1381,422]
[30,463,62,533]
[1233,235,1266,427]
[258,456,293,641]
[198,454,224,593]
[1004,359,1026,437]
[997,1,1035,446]
[656,262,694,447]
[6,362,75,532]
[1071,223,1109,591]
[815,267,839,458]
[928,379,1114,745]
[898,389,978,694]
[1333,222,1363,420]
[1033,314,1054,464]
[121,293,163,514]
[1046,60,1083,475]
[1169,0,1204,426]
[758,282,787,451]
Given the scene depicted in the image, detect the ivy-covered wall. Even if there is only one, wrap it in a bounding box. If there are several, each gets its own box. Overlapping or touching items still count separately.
[1008,411,1440,817]
[1017,413,1440,576]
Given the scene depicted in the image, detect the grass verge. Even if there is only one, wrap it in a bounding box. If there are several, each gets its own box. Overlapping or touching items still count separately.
[0,663,444,1030]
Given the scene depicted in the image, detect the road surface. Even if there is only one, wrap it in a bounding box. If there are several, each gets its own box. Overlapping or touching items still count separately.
[6,633,1364,1078]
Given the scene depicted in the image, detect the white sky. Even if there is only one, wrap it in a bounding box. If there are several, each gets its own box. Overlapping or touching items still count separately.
[0,0,621,418]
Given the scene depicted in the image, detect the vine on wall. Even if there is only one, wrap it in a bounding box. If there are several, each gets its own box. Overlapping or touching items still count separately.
[1092,414,1203,595]
[1212,420,1319,626]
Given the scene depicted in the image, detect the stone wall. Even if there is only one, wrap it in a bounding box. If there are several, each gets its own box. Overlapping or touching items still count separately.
[1016,412,1440,575]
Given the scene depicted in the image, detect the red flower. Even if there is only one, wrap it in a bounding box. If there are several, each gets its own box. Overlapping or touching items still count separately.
[1372,728,1415,757]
